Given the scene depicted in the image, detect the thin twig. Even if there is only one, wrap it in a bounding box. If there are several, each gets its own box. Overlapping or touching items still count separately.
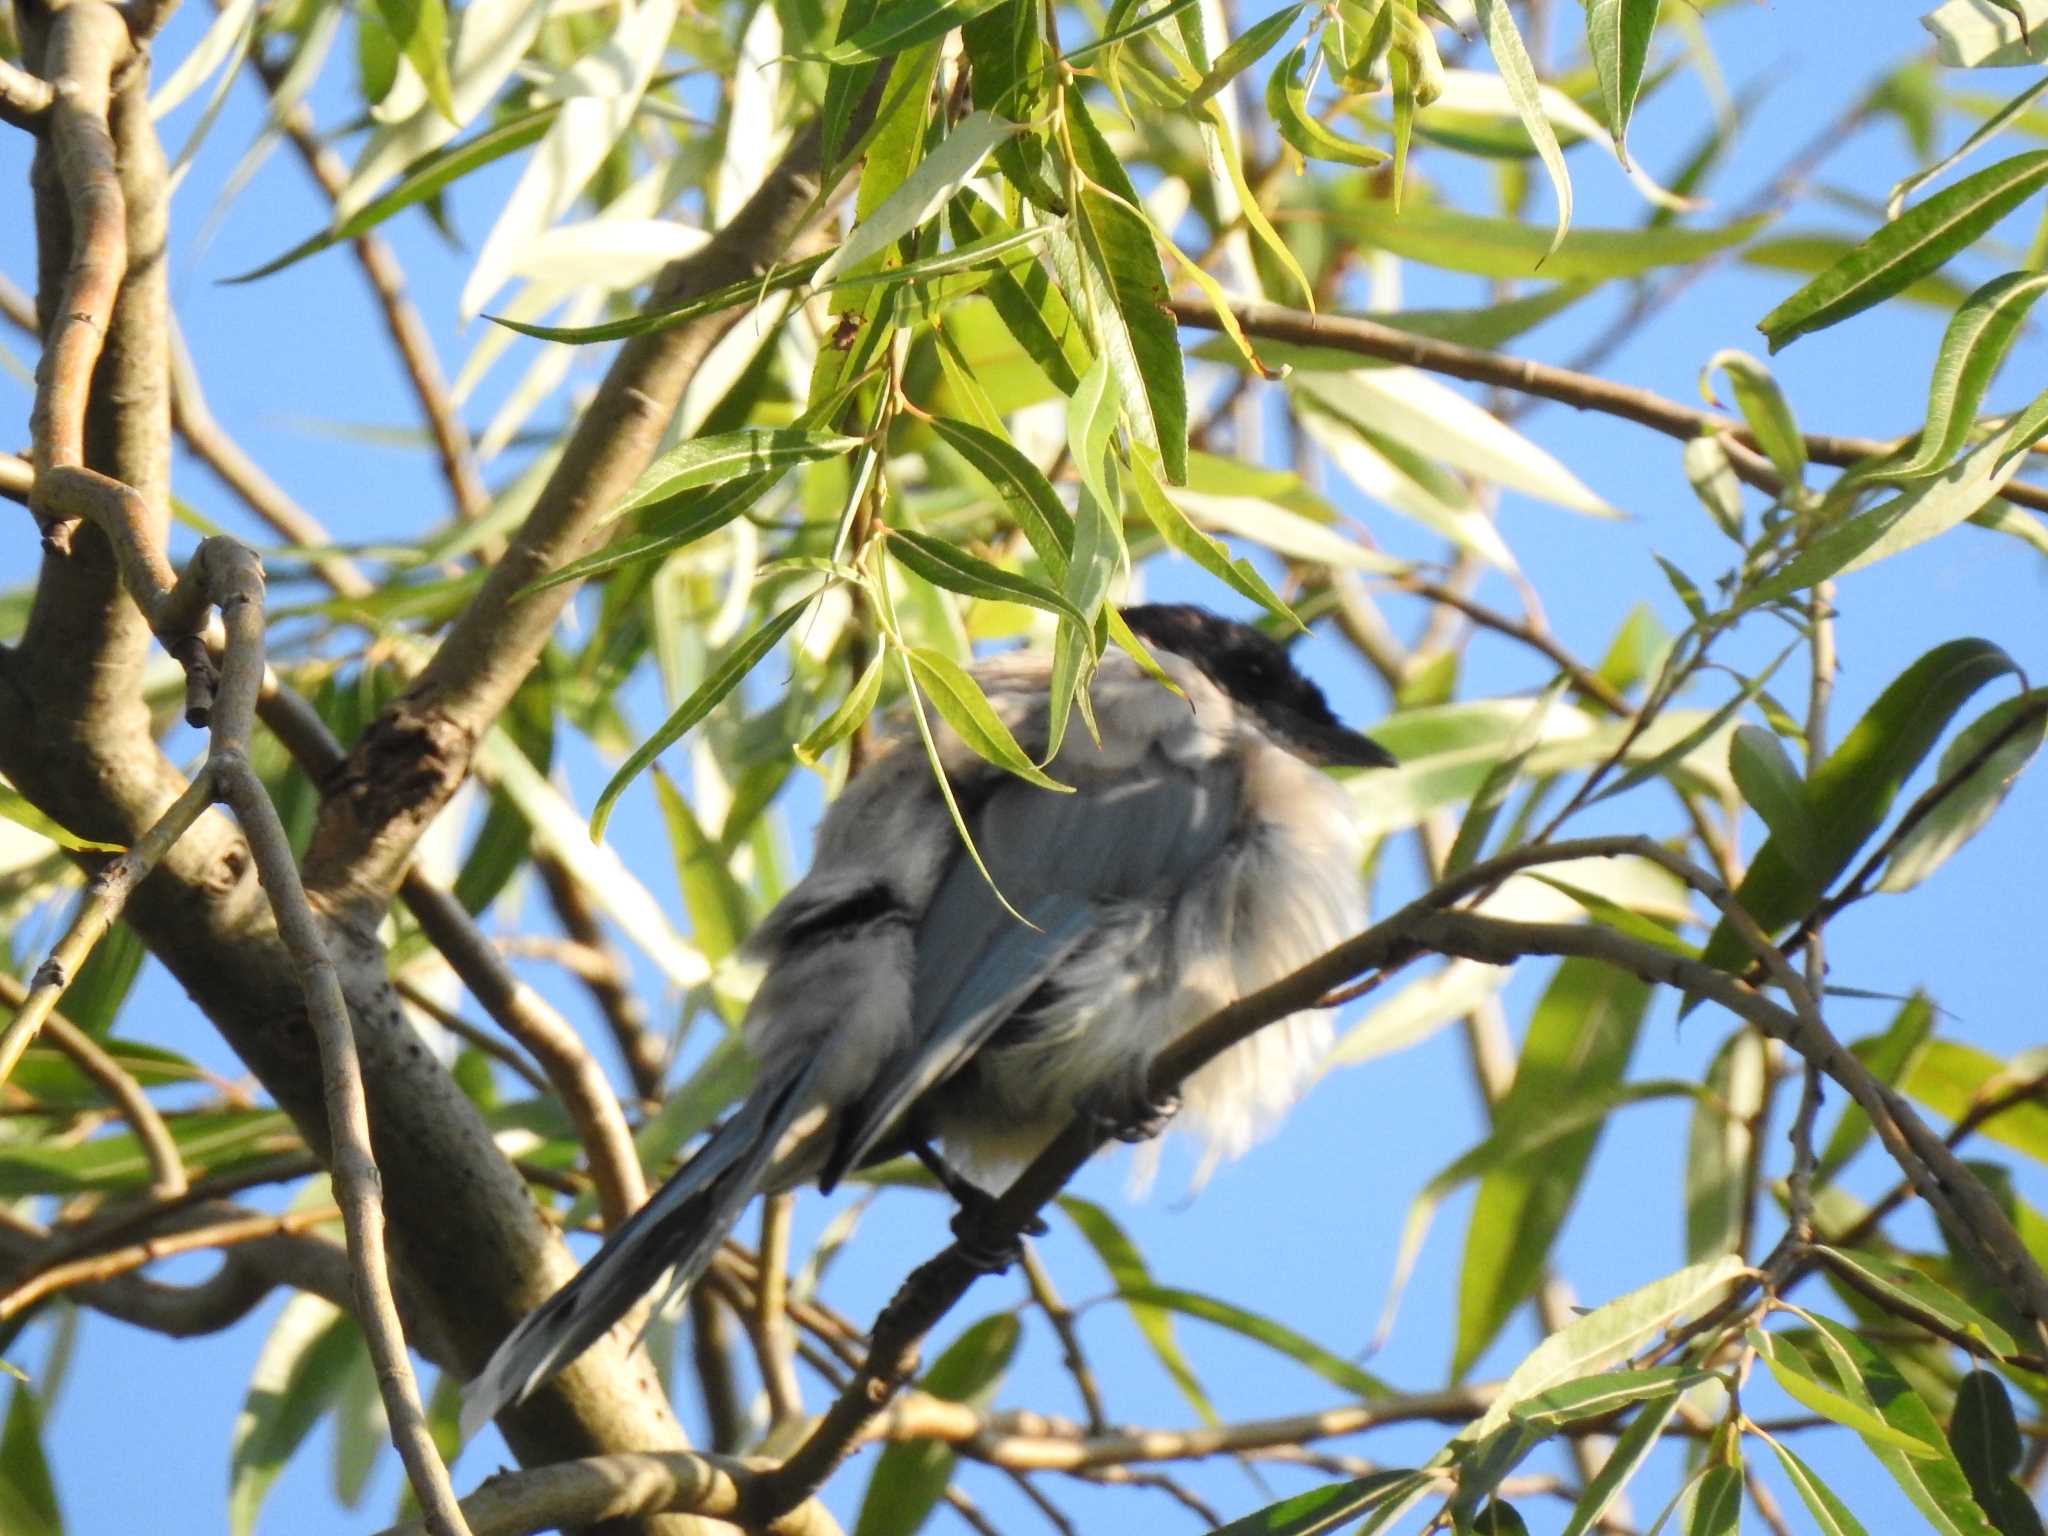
[401,873,646,1229]
[1019,1242,1108,1432]
[756,1192,804,1427]
[0,1204,339,1318]
[0,57,54,129]
[393,976,552,1095]
[1170,297,2048,516]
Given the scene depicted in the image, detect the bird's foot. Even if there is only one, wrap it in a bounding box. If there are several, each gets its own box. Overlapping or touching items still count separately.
[913,1139,1045,1271]
[1084,1082,1183,1144]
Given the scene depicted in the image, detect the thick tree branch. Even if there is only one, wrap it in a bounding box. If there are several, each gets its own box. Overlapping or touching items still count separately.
[0,57,55,129]
[372,1454,843,1536]
[302,84,883,921]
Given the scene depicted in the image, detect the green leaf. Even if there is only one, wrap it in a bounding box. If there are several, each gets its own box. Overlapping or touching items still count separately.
[1333,204,1768,281]
[519,473,780,597]
[230,1295,360,1536]
[1061,97,1189,481]
[817,0,1011,62]
[1473,0,1572,256]
[1749,1328,1942,1458]
[608,430,865,523]
[1683,434,1747,540]
[1588,642,1799,807]
[1509,1367,1712,1429]
[373,0,454,123]
[1117,1285,1390,1400]
[928,416,1076,577]
[1878,690,2048,892]
[590,594,818,839]
[1701,351,1806,488]
[1444,679,1569,876]
[1559,1391,1683,1536]
[1208,1472,1426,1536]
[887,529,1091,631]
[0,1109,299,1195]
[906,647,1068,790]
[1268,39,1390,169]
[1685,1028,1768,1261]
[1950,1370,2047,1536]
[1700,639,2019,968]
[1729,724,1825,882]
[1759,149,2048,349]
[818,112,1021,283]
[1126,449,1299,625]
[1757,1433,1874,1536]
[1185,2,1304,107]
[796,650,889,767]
[1687,1464,1743,1535]
[853,1316,1019,1536]
[227,107,556,283]
[1468,1254,1745,1438]
[1059,1196,1215,1423]
[0,781,121,853]
[1890,271,2048,478]
[1454,958,1652,1376]
[1812,1247,2017,1357]
[1800,1314,2004,1535]
[0,1383,58,1536]
[1903,1039,2048,1163]
[649,770,753,965]
[1817,993,1934,1181]
[1587,0,1662,162]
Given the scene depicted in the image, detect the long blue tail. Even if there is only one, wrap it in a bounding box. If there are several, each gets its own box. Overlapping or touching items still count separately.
[460,1059,818,1438]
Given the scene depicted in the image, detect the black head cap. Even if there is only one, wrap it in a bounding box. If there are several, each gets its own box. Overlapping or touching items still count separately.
[1122,604,1395,769]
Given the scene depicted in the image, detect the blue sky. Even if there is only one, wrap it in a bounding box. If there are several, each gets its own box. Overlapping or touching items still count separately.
[1,1,2045,1532]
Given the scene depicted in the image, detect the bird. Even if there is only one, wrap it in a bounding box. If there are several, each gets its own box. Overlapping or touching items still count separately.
[461,602,1393,1435]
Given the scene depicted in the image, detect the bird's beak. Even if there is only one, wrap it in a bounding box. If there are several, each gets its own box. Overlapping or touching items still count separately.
[1267,706,1397,769]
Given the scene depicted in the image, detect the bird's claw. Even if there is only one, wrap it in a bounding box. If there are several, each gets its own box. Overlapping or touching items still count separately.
[1086,1084,1182,1144]
[948,1188,1046,1273]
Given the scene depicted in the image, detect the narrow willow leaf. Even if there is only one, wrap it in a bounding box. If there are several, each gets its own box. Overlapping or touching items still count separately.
[1742,398,2048,605]
[649,770,752,964]
[1118,1285,1389,1398]
[1683,434,1746,540]
[0,1384,59,1536]
[1334,204,1768,281]
[1444,678,1568,876]
[1062,0,1205,64]
[0,782,121,852]
[1059,1195,1216,1423]
[609,430,865,522]
[1903,1039,2048,1162]
[228,107,558,283]
[1509,1367,1711,1429]
[1127,450,1298,625]
[1749,1328,1941,1457]
[1588,642,1799,805]
[1759,149,2048,349]
[519,473,778,597]
[1758,1431,1874,1536]
[795,650,889,767]
[1210,1473,1425,1536]
[853,1316,1020,1536]
[1468,1254,1745,1438]
[1587,0,1662,163]
[816,112,1021,284]
[1701,350,1805,487]
[906,647,1068,790]
[590,594,818,838]
[1890,271,2048,479]
[1813,1247,2017,1356]
[375,0,456,122]
[947,199,1088,393]
[1269,39,1391,168]
[1473,0,1572,255]
[887,528,1092,630]
[1559,1391,1682,1536]
[1701,638,2017,967]
[1684,1029,1768,1263]
[1454,957,1652,1377]
[927,416,1075,575]
[1729,724,1825,881]
[1062,97,1189,480]
[818,0,1011,65]
[1950,1370,2046,1536]
[1891,80,2048,222]
[1800,1314,2002,1534]
[1880,690,2048,891]
[1185,1,1305,107]
[230,1295,360,1536]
